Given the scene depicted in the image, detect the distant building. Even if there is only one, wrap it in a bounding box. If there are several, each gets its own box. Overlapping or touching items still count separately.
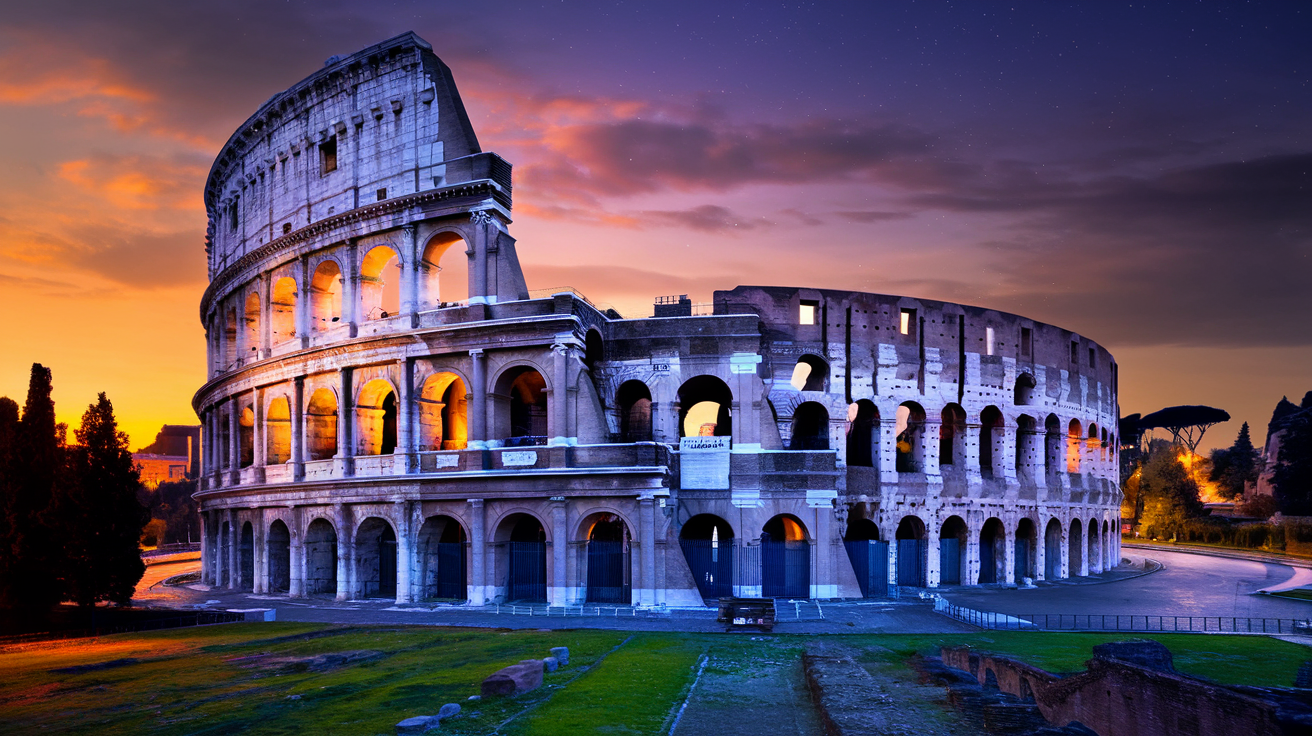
[134,424,201,483]
[1249,393,1311,501]
[134,453,192,487]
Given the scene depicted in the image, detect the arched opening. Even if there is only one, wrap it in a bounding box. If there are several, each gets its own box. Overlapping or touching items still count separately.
[940,403,966,469]
[939,516,968,585]
[306,389,338,461]
[790,401,830,450]
[979,406,1004,479]
[266,396,291,465]
[978,518,1006,585]
[420,232,469,308]
[584,513,631,604]
[223,308,238,367]
[305,518,338,596]
[845,400,878,468]
[679,514,735,599]
[790,354,829,392]
[1015,518,1037,582]
[843,518,888,598]
[356,517,398,599]
[1088,423,1100,467]
[1103,520,1112,570]
[359,245,402,320]
[419,372,468,450]
[616,380,653,443]
[762,514,810,598]
[1014,372,1036,405]
[239,521,254,591]
[1088,519,1101,574]
[238,406,255,468]
[1044,519,1062,579]
[895,516,928,587]
[678,375,733,438]
[584,330,604,372]
[310,260,344,333]
[895,402,926,473]
[356,379,398,456]
[1068,518,1084,576]
[1045,414,1062,480]
[418,515,467,600]
[271,276,297,345]
[267,519,291,593]
[496,367,548,445]
[496,513,547,602]
[1067,419,1083,472]
[1016,414,1038,480]
[243,293,260,359]
[1100,428,1109,462]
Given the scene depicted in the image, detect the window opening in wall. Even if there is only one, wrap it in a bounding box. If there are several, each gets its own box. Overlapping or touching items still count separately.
[421,232,469,307]
[900,308,915,335]
[310,261,344,331]
[790,402,830,450]
[986,327,995,356]
[505,368,548,443]
[419,372,468,450]
[677,375,733,439]
[282,223,292,235]
[790,354,828,391]
[229,202,238,232]
[616,380,653,442]
[895,402,926,472]
[1014,373,1036,406]
[846,400,878,468]
[1070,341,1079,363]
[271,276,297,344]
[1088,347,1096,368]
[377,187,387,201]
[1021,327,1033,358]
[320,136,338,174]
[799,300,817,325]
[360,245,401,320]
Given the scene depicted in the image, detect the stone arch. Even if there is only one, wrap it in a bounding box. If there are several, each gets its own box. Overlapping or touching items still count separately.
[238,406,255,468]
[846,400,879,468]
[790,354,829,392]
[762,514,810,598]
[493,511,548,602]
[239,521,254,591]
[266,395,291,464]
[355,516,398,599]
[979,405,1004,478]
[1014,372,1036,405]
[1067,418,1083,472]
[678,375,733,438]
[304,517,338,596]
[309,259,344,332]
[679,514,735,599]
[1015,517,1038,581]
[359,244,402,320]
[1088,517,1101,573]
[939,516,968,585]
[243,292,260,359]
[306,388,338,461]
[420,231,469,308]
[1068,517,1084,576]
[418,514,467,600]
[271,276,298,344]
[419,372,468,450]
[896,401,926,472]
[356,378,398,456]
[580,511,632,604]
[584,329,604,372]
[940,403,966,468]
[1100,427,1109,462]
[491,365,549,444]
[790,401,830,450]
[1045,414,1062,479]
[1044,518,1063,579]
[616,380,653,442]
[979,517,1006,584]
[266,518,291,593]
[896,515,928,586]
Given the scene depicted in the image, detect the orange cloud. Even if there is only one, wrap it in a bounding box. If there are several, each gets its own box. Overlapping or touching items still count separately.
[56,155,206,213]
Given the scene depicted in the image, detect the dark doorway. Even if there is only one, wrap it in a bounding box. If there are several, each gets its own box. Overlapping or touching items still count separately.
[761,515,809,598]
[585,516,631,604]
[896,516,927,587]
[843,519,889,598]
[267,520,290,593]
[679,515,734,599]
[506,515,547,602]
[419,516,467,600]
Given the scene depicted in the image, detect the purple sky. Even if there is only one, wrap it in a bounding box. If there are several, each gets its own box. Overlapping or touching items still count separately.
[0,1,1308,450]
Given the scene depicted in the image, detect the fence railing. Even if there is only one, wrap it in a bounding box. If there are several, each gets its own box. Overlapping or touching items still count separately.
[934,599,1312,634]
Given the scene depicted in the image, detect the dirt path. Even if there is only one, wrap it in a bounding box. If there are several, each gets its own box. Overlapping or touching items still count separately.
[673,640,825,736]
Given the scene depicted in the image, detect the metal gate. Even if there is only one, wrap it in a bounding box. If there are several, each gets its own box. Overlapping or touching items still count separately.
[762,540,810,598]
[378,538,398,598]
[844,539,890,597]
[433,542,466,599]
[897,539,927,586]
[979,538,996,584]
[586,540,630,603]
[940,538,961,584]
[508,541,547,601]
[1014,540,1030,582]
[680,539,734,599]
[1045,537,1060,579]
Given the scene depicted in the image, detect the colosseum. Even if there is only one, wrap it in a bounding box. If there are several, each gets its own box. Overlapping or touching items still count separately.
[194,32,1122,607]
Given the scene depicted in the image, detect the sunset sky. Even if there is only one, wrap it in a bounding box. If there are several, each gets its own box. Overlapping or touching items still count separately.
[0,1,1308,452]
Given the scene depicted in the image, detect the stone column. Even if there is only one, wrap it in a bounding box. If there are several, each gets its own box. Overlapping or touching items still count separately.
[395,501,414,604]
[550,338,573,446]
[254,514,266,594]
[550,498,568,606]
[335,367,354,477]
[926,532,940,588]
[259,271,273,359]
[878,419,899,486]
[469,211,492,304]
[400,225,418,321]
[228,509,239,589]
[920,419,941,478]
[1059,524,1070,580]
[468,349,487,449]
[228,399,240,484]
[289,507,305,597]
[199,511,210,585]
[345,239,360,337]
[1000,424,1018,482]
[639,498,656,606]
[1002,525,1015,585]
[297,256,311,348]
[292,377,305,481]
[468,499,486,605]
[253,388,266,471]
[1034,519,1047,581]
[395,359,414,475]
[334,503,349,601]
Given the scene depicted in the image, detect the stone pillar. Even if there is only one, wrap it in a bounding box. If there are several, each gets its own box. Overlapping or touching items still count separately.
[199,511,211,585]
[289,507,305,597]
[468,349,487,449]
[878,419,899,486]
[395,502,413,604]
[259,271,272,359]
[254,514,266,594]
[920,419,941,477]
[468,211,491,304]
[964,522,979,586]
[1002,524,1015,585]
[1034,518,1047,581]
[334,503,349,601]
[550,338,572,446]
[344,239,360,337]
[297,256,311,348]
[926,532,940,588]
[335,367,354,477]
[253,388,266,470]
[400,225,418,321]
[550,498,568,606]
[292,377,305,481]
[964,421,983,482]
[468,499,486,605]
[227,399,240,484]
[1001,424,1018,482]
[639,498,656,606]
[1059,524,1070,580]
[395,359,414,474]
[228,509,239,589]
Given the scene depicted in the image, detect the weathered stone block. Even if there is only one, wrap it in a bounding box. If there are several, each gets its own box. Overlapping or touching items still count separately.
[395,715,437,734]
[1091,640,1174,673]
[550,647,570,666]
[543,656,559,672]
[481,661,544,697]
[436,702,461,721]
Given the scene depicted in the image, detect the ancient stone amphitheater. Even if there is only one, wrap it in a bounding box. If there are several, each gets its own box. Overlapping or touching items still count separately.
[195,32,1122,606]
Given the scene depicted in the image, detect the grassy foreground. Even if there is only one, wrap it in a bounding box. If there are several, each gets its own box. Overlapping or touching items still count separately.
[0,623,1307,735]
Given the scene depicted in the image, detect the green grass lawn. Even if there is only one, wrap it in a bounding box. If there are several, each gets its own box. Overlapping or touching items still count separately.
[1,623,1307,735]
[1270,588,1312,602]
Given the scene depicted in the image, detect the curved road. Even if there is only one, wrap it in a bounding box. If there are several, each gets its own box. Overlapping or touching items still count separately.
[132,559,202,607]
[944,549,1312,619]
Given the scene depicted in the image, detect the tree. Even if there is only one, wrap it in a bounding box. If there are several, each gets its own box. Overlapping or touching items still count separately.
[1138,405,1231,454]
[1209,422,1261,501]
[1271,392,1312,516]
[1136,445,1206,539]
[59,393,148,607]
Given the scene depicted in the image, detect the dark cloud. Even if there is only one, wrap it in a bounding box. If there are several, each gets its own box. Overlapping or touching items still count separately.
[837,211,913,223]
[638,205,771,232]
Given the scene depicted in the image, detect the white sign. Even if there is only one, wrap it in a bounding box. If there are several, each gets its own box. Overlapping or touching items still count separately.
[433,454,460,469]
[680,436,730,489]
[501,451,538,467]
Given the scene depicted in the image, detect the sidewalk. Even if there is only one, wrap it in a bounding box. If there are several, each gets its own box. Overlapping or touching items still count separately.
[1123,541,1312,593]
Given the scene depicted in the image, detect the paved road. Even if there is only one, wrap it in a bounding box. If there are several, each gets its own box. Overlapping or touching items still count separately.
[943,549,1312,619]
[132,559,202,607]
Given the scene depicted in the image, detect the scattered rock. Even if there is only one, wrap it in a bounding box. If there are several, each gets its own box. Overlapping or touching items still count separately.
[395,715,437,734]
[550,646,570,666]
[436,702,461,721]
[467,695,481,701]
[271,650,385,673]
[543,656,559,672]
[481,660,545,697]
[286,694,301,700]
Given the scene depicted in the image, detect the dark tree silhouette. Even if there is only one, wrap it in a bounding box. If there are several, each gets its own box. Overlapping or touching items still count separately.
[1209,422,1260,501]
[1138,405,1231,454]
[60,394,149,606]
[1272,393,1312,516]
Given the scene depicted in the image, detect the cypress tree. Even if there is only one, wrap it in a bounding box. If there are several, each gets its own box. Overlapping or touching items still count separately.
[61,394,148,606]
[0,365,64,610]
[0,397,19,608]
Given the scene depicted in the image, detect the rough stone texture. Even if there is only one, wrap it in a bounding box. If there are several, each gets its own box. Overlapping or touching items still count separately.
[550,647,569,666]
[1091,639,1174,672]
[395,715,437,734]
[193,31,1122,609]
[436,702,460,720]
[481,661,544,697]
[542,656,558,672]
[1295,661,1312,688]
[941,645,1312,736]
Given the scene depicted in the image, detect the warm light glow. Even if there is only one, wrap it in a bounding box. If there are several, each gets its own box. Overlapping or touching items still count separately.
[684,401,721,436]
[790,362,811,390]
[1178,449,1224,503]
